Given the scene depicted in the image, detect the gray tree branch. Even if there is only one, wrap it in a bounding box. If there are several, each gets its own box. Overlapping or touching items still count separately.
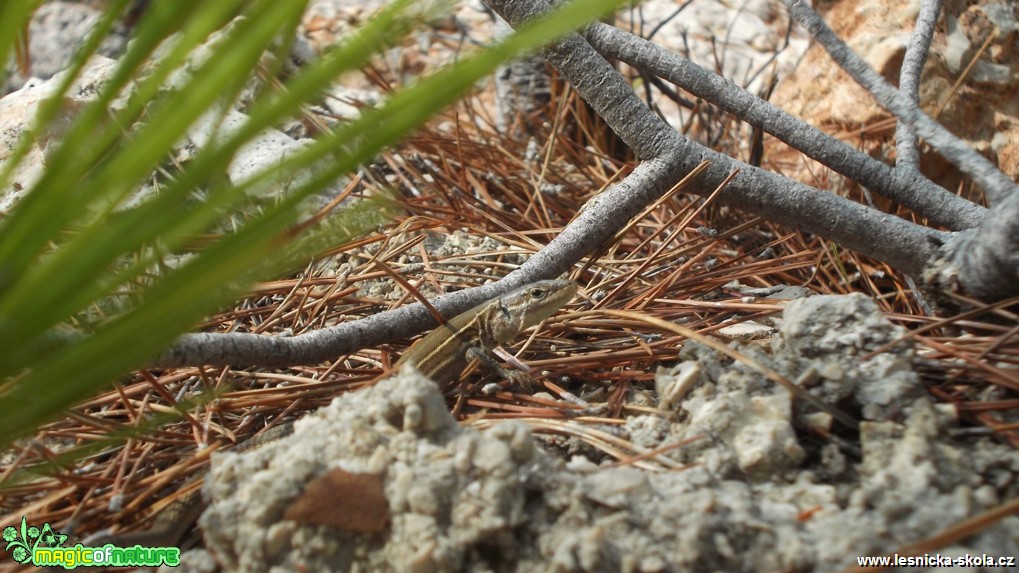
[582,21,984,230]
[895,0,942,172]
[783,0,1018,301]
[785,0,1017,205]
[487,0,943,271]
[939,193,1019,301]
[157,273,534,367]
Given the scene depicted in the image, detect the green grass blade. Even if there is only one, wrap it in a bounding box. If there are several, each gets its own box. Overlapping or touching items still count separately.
[0,0,132,250]
[0,1,40,97]
[0,199,389,445]
[0,1,308,342]
[0,0,627,446]
[0,0,416,341]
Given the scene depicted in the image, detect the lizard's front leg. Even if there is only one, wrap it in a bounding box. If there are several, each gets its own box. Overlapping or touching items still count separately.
[464,345,537,392]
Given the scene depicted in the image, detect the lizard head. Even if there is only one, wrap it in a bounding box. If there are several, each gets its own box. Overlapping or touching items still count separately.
[494,279,578,342]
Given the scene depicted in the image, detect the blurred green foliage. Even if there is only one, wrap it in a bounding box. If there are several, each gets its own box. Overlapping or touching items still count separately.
[0,0,623,447]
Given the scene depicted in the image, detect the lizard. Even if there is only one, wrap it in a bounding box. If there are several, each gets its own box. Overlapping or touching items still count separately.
[393,278,578,390]
[85,279,577,548]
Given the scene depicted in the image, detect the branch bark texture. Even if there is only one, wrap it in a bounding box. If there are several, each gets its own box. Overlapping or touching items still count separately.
[895,0,942,172]
[487,0,943,275]
[582,21,983,231]
[943,193,1019,301]
[785,0,1018,205]
[781,0,1018,300]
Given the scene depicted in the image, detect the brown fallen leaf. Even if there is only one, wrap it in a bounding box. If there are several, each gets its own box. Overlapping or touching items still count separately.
[283,468,389,533]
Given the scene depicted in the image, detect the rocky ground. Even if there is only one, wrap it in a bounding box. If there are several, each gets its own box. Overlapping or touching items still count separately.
[183,295,1017,572]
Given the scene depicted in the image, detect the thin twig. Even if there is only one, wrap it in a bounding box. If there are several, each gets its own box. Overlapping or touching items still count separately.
[895,0,942,172]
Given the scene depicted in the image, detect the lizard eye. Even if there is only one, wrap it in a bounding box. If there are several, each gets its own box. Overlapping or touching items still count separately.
[530,287,548,299]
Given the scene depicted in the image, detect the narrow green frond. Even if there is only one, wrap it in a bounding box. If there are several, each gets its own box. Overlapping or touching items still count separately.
[0,1,42,91]
[0,0,628,446]
[0,0,133,258]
